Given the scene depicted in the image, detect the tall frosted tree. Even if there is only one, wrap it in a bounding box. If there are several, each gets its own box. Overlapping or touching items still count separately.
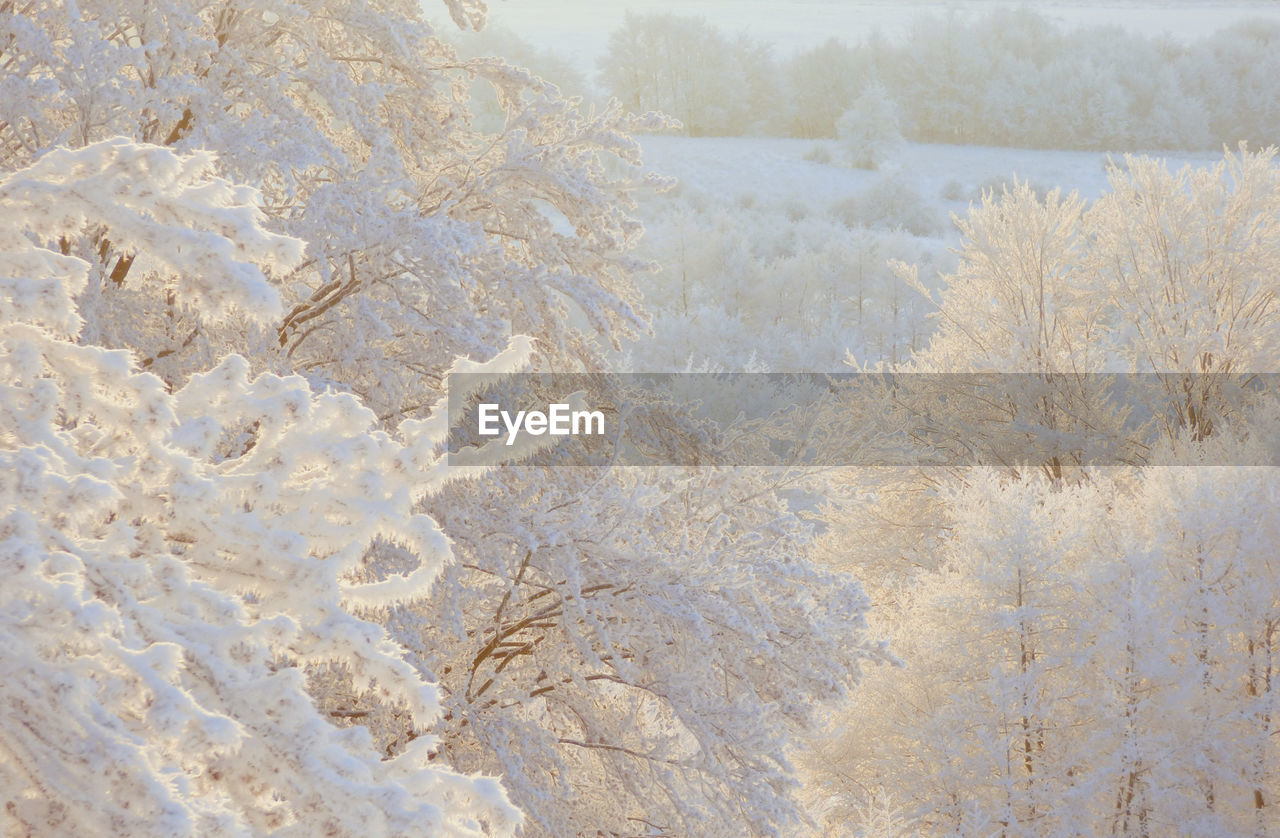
[807,148,1280,835]
[2,1,884,834]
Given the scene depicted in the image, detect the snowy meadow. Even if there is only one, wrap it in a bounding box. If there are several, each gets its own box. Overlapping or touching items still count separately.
[3,1,1280,836]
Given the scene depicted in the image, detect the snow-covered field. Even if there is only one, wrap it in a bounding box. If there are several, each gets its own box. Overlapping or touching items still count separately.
[637,134,1223,222]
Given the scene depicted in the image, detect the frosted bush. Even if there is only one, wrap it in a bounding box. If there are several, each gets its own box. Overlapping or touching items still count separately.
[784,199,811,222]
[834,83,904,170]
[974,175,1051,202]
[829,172,943,237]
[803,143,834,164]
[940,179,967,201]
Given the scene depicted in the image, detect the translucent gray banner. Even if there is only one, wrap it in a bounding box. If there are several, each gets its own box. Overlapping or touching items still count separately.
[446,373,1280,467]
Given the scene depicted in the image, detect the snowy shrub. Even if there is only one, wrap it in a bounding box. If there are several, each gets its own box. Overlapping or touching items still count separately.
[784,199,811,222]
[835,83,904,170]
[1101,153,1131,173]
[940,178,967,201]
[829,173,943,237]
[803,143,834,164]
[624,196,944,371]
[974,174,1051,202]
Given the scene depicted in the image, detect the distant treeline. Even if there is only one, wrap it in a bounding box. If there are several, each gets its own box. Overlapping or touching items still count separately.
[596,8,1280,149]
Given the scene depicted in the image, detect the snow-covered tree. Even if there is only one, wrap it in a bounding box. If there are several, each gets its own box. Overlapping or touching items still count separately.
[597,12,781,137]
[812,450,1280,836]
[1,0,660,409]
[886,179,1128,479]
[835,83,903,170]
[1182,20,1280,148]
[0,138,521,837]
[807,147,1280,835]
[1084,148,1280,443]
[3,2,887,834]
[400,465,889,836]
[810,470,1113,835]
[784,38,874,139]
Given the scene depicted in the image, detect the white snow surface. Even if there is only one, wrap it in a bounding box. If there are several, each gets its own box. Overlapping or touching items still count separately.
[636,134,1222,227]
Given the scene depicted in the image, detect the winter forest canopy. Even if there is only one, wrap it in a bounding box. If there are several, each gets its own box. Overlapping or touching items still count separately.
[594,7,1280,147]
[2,1,1280,836]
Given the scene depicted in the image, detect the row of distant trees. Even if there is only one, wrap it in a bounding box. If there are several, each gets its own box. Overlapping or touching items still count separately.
[598,8,1280,149]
